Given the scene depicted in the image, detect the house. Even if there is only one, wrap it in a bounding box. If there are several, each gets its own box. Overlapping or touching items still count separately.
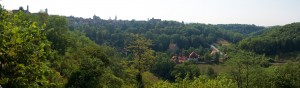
[171,54,188,63]
[171,51,200,63]
[188,51,199,62]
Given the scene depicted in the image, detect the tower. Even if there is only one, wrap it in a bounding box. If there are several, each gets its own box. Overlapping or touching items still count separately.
[27,5,29,11]
[115,15,117,21]
[45,8,48,13]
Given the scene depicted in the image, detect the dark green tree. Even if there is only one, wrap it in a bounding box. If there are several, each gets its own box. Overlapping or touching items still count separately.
[151,53,176,80]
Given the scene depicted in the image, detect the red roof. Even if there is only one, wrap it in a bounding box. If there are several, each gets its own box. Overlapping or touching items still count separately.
[171,55,188,63]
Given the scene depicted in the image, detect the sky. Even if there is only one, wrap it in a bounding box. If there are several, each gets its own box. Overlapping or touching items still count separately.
[1,0,300,26]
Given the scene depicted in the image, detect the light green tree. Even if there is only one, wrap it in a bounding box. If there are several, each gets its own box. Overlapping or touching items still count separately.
[0,9,63,87]
[225,50,269,88]
[127,34,155,88]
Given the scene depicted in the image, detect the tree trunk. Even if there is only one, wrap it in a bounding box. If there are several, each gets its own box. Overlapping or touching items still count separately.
[136,73,144,88]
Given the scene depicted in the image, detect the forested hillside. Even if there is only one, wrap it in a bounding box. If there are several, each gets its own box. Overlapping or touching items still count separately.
[238,23,300,56]
[1,5,300,88]
[216,24,265,35]
[67,16,248,52]
[0,6,129,88]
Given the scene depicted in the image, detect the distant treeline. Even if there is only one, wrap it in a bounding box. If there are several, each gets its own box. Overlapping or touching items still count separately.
[67,16,264,52]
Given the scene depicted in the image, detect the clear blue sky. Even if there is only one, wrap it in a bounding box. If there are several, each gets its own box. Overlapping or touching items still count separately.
[1,0,300,26]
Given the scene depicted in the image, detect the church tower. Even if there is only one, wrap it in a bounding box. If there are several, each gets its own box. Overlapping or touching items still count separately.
[45,8,48,13]
[27,5,29,12]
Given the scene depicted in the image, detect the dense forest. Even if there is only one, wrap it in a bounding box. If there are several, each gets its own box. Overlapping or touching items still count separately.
[1,5,300,88]
[238,23,300,55]
[67,16,247,52]
[216,24,265,36]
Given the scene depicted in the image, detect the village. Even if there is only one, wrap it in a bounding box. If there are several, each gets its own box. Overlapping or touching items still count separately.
[169,43,227,64]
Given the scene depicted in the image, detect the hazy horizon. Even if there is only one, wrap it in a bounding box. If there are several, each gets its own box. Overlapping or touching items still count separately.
[1,0,300,26]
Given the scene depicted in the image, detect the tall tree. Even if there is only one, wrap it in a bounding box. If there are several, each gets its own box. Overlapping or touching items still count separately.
[127,34,155,88]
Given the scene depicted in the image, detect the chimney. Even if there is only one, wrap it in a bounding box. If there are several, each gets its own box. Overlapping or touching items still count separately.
[27,5,29,11]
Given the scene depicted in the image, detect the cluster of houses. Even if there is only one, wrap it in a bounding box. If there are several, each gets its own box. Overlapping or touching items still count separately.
[170,51,227,64]
[169,43,226,64]
[171,51,199,63]
[169,43,203,64]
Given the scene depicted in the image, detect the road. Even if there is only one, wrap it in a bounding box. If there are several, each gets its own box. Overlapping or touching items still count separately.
[210,45,223,55]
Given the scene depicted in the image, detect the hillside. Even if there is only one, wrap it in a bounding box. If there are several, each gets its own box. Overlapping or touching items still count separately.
[238,23,300,55]
[216,24,265,35]
[1,5,300,88]
[67,16,246,52]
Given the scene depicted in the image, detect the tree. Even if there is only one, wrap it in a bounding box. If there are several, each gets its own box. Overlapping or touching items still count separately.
[46,15,70,55]
[171,62,201,80]
[151,53,176,81]
[126,34,155,88]
[65,53,123,88]
[225,50,269,88]
[204,67,216,78]
[151,74,236,88]
[238,23,300,55]
[0,9,63,87]
[272,62,300,88]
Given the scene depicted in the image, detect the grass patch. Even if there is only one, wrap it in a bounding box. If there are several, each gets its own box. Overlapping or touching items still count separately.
[197,64,225,73]
[142,71,160,88]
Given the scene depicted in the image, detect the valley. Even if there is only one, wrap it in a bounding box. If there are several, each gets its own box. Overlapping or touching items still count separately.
[0,3,300,88]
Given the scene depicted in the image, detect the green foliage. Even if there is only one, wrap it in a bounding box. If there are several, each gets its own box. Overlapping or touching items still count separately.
[1,5,300,88]
[272,62,300,88]
[46,15,71,55]
[68,16,246,52]
[65,56,123,88]
[111,59,139,87]
[204,66,216,78]
[151,75,237,88]
[53,30,126,87]
[216,24,264,35]
[222,45,300,88]
[171,62,201,79]
[0,8,63,87]
[126,34,156,88]
[127,34,156,73]
[228,62,300,88]
[141,72,160,88]
[151,54,176,81]
[238,23,300,55]
[1,7,127,87]
[225,50,270,88]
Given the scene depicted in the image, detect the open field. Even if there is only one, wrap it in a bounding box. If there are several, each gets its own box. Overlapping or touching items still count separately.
[197,64,225,73]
